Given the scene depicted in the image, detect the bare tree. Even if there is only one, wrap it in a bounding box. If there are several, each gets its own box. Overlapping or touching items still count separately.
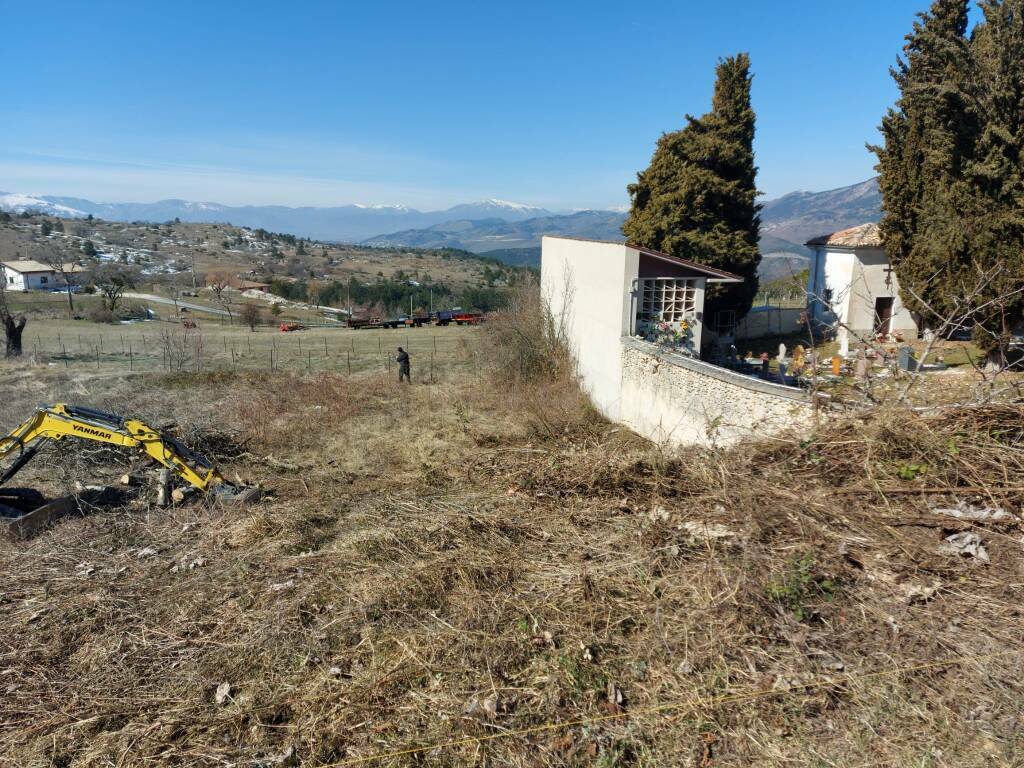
[240,303,262,332]
[45,256,80,318]
[92,264,138,315]
[0,277,26,358]
[207,270,235,324]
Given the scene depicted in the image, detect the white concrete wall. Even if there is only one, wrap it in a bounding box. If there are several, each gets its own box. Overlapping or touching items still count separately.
[619,339,813,447]
[2,269,53,291]
[846,247,917,336]
[541,236,637,419]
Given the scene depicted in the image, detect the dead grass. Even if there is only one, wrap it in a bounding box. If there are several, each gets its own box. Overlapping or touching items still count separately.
[1,355,1023,766]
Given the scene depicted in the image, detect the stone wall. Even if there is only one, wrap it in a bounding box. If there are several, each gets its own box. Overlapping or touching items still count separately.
[618,337,814,447]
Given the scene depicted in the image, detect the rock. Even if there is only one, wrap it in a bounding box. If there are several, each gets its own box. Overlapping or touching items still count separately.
[938,532,990,563]
[215,681,232,705]
[270,579,295,592]
[136,546,158,559]
[327,666,343,677]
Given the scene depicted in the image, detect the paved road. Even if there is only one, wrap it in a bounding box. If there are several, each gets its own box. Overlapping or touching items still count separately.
[124,293,231,317]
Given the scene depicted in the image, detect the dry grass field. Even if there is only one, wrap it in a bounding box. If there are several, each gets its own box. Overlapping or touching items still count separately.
[2,312,1024,766]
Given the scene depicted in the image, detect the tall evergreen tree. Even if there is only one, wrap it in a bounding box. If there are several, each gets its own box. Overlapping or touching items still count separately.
[623,54,761,322]
[964,0,1024,354]
[873,0,1024,357]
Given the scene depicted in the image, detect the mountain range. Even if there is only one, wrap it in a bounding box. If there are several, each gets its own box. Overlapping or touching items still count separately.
[0,178,882,279]
[0,193,554,242]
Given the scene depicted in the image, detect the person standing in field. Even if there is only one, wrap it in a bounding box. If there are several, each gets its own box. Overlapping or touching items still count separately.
[396,346,411,383]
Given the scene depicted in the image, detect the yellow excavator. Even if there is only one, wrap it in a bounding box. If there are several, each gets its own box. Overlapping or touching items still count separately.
[0,403,246,501]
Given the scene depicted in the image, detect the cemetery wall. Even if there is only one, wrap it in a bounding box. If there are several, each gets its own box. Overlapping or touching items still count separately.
[618,338,814,447]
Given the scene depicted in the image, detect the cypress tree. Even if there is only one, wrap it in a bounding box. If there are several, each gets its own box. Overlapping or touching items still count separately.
[624,54,761,322]
[873,0,1024,357]
[964,0,1024,355]
[870,0,977,325]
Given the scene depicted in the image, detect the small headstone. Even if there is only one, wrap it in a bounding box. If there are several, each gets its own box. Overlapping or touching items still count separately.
[897,345,918,372]
[854,348,869,381]
[778,342,787,362]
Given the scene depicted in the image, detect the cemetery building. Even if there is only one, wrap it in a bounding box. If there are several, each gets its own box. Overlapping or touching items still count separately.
[542,236,813,446]
[805,223,918,355]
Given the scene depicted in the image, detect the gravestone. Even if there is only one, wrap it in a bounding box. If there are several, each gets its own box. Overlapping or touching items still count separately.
[854,347,869,381]
[897,345,918,372]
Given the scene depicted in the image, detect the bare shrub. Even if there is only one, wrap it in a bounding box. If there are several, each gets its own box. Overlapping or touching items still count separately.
[478,280,571,383]
[240,303,262,331]
[87,306,116,324]
[475,280,600,438]
[158,328,204,371]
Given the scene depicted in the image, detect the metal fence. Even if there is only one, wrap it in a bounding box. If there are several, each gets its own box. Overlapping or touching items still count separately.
[20,321,481,381]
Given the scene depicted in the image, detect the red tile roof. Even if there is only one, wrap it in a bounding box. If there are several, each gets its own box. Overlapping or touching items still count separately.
[806,222,882,248]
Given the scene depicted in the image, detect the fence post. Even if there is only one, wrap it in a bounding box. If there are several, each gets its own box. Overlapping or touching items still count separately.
[129,345,133,371]
[307,350,311,371]
[323,336,328,357]
[431,351,435,384]
[347,351,351,375]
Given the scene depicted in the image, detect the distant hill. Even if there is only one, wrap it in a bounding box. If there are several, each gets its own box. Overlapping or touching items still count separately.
[760,177,881,245]
[361,178,882,279]
[0,193,553,243]
[363,210,627,253]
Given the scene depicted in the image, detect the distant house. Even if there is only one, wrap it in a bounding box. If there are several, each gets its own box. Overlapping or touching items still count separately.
[806,223,918,355]
[1,260,56,291]
[235,279,270,293]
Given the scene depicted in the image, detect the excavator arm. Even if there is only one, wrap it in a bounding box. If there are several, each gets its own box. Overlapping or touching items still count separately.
[0,403,228,493]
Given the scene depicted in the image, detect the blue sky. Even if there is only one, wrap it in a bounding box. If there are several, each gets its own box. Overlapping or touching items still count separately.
[0,0,969,210]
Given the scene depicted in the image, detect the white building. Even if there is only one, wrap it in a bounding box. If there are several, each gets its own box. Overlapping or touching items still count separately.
[540,236,742,420]
[805,223,918,356]
[1,260,57,291]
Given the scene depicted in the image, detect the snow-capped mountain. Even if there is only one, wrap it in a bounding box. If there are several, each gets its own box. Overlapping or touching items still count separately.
[445,199,552,220]
[0,193,89,218]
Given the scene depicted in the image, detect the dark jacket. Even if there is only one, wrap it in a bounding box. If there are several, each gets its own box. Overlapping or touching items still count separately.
[397,350,410,368]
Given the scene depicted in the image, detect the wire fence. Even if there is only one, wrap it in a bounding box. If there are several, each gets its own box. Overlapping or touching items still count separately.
[20,321,481,381]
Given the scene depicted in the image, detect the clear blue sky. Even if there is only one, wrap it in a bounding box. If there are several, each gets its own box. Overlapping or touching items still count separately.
[0,0,972,210]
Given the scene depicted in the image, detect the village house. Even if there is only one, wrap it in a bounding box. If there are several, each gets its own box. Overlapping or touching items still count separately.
[805,223,918,356]
[0,260,57,291]
[234,279,270,293]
